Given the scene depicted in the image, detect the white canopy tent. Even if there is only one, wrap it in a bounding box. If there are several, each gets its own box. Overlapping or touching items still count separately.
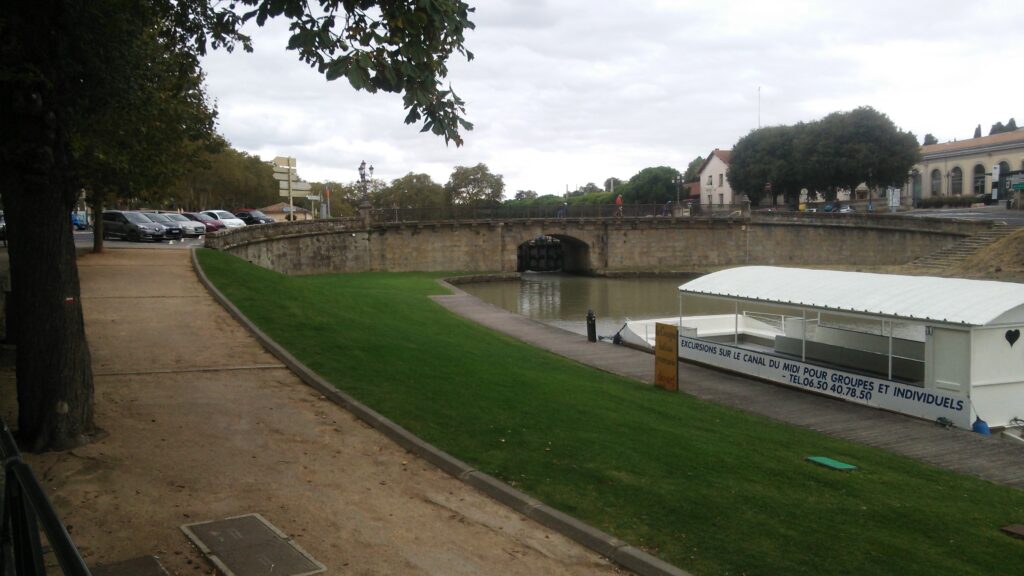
[676,267,1024,429]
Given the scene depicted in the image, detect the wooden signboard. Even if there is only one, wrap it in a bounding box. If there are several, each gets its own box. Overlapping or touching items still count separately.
[654,322,679,391]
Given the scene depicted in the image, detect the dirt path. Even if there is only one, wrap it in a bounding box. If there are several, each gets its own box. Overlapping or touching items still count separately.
[7,249,623,575]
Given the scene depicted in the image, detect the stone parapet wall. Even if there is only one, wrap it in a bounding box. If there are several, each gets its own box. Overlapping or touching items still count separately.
[206,215,988,276]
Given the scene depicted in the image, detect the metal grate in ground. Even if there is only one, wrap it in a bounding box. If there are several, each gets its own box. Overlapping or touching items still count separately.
[181,513,325,576]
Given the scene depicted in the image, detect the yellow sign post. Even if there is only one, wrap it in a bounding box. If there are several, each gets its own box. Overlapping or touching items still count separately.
[654,322,679,391]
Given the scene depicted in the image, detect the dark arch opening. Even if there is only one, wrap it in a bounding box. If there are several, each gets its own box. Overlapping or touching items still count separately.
[516,234,591,273]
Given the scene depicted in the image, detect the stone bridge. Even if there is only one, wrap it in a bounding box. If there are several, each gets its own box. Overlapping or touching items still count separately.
[204,213,993,276]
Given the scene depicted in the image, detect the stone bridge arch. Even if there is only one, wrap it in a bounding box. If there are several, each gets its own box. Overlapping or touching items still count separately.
[205,214,990,277]
[500,222,604,274]
[513,233,594,273]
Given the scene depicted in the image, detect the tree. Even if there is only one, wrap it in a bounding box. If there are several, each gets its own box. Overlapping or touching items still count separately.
[828,107,920,191]
[729,125,801,206]
[603,177,624,193]
[923,133,938,146]
[683,156,705,181]
[514,190,538,200]
[623,167,682,204]
[569,183,602,197]
[72,7,221,255]
[445,164,504,206]
[989,118,1018,135]
[974,124,982,138]
[314,181,362,217]
[377,173,445,209]
[0,0,476,451]
[176,144,279,211]
[730,107,920,206]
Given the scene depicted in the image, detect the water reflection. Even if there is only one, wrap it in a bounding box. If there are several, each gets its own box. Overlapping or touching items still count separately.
[460,273,694,336]
[459,272,925,342]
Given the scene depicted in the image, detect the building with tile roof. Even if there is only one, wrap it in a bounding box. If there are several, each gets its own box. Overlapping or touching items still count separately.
[906,128,1024,204]
[696,149,736,206]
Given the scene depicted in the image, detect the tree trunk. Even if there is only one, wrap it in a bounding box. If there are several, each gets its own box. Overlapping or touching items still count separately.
[1,0,96,451]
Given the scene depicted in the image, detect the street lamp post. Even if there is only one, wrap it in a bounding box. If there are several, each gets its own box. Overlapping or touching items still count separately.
[673,174,683,205]
[358,160,374,227]
[358,160,374,201]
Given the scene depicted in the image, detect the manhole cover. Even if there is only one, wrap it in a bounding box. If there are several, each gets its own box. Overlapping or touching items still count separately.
[91,556,169,576]
[181,513,325,576]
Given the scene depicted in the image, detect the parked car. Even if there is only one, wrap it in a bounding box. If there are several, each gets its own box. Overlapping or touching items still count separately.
[182,211,225,233]
[234,209,275,225]
[837,204,855,213]
[102,210,165,242]
[160,212,206,237]
[139,212,184,241]
[201,209,247,229]
[71,212,89,230]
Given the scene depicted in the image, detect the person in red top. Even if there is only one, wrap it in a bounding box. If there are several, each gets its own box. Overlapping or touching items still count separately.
[614,194,623,217]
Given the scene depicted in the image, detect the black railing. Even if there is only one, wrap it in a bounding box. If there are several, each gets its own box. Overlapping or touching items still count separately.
[1,418,91,576]
[370,202,750,224]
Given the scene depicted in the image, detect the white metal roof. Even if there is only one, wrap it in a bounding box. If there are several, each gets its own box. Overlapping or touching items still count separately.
[678,266,1024,327]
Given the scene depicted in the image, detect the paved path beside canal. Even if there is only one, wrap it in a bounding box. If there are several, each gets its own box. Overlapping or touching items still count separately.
[2,249,625,575]
[434,285,1024,490]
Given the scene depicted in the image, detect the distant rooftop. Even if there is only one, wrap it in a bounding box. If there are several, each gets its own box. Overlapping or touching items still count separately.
[921,129,1024,159]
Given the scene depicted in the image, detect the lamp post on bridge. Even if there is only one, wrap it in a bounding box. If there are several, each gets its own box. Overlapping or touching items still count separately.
[358,160,374,227]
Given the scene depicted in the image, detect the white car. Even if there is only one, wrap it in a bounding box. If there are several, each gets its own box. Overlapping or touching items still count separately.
[201,210,247,228]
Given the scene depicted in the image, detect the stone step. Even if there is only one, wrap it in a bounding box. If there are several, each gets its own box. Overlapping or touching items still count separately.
[907,225,1017,271]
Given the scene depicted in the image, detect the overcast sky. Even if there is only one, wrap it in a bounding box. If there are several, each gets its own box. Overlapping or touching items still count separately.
[200,0,1023,196]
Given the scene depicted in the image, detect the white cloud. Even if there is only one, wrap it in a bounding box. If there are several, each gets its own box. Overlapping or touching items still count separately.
[200,0,1024,195]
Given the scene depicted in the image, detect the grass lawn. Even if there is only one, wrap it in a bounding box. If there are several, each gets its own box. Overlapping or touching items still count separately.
[197,249,1024,576]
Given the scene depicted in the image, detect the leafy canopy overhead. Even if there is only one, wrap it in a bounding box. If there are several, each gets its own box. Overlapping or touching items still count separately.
[166,0,476,145]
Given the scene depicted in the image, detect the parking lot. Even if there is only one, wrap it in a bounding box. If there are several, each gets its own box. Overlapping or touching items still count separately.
[74,230,205,250]
[906,205,1024,225]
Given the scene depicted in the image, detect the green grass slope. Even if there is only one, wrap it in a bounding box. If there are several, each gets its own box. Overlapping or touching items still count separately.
[197,249,1024,576]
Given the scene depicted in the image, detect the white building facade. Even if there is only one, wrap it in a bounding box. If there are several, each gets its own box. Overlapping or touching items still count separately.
[697,149,736,206]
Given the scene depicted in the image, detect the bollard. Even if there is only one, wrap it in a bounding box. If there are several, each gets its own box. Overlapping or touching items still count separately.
[586,309,597,342]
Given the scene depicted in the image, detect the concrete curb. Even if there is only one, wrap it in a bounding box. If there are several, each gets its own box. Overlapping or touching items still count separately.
[190,249,691,576]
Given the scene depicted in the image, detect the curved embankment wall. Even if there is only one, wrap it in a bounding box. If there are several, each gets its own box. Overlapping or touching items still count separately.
[205,214,991,276]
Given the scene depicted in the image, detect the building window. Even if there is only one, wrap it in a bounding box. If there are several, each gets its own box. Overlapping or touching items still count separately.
[972,164,986,195]
[707,175,712,185]
[706,194,712,205]
[718,174,724,186]
[950,167,963,195]
[930,169,942,195]
[718,193,724,205]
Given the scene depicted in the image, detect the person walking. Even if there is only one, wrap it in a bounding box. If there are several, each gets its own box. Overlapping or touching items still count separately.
[614,194,623,218]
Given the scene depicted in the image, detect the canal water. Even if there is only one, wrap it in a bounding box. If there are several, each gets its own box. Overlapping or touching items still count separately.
[459,273,694,338]
[459,272,925,341]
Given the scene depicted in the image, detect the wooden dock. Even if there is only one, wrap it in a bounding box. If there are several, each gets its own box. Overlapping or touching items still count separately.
[434,289,1024,489]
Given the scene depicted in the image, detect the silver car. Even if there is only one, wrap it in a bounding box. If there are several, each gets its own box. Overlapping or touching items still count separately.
[160,213,206,237]
[201,209,247,228]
